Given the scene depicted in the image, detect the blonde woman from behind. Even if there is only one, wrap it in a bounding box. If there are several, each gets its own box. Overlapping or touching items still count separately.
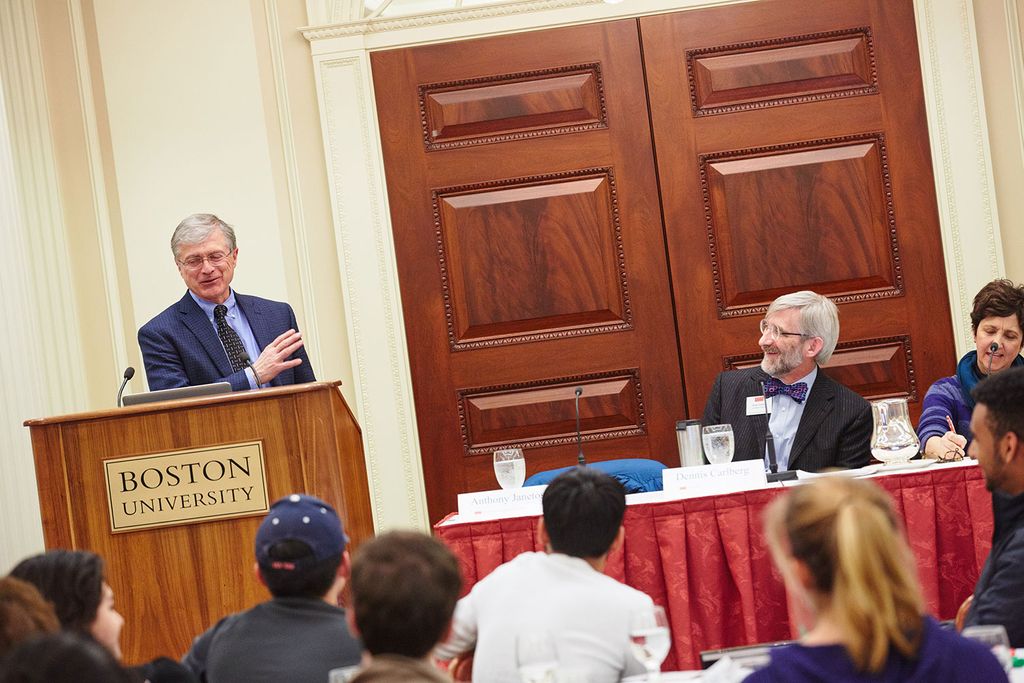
[745,477,1007,682]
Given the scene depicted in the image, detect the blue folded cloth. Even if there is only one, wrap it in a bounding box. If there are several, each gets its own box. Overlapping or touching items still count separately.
[523,458,667,493]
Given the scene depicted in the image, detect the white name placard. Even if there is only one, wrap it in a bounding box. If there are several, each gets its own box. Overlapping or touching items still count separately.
[457,485,546,518]
[662,460,768,498]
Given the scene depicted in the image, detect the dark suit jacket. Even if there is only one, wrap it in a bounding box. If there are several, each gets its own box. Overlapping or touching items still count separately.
[138,291,316,391]
[702,366,872,471]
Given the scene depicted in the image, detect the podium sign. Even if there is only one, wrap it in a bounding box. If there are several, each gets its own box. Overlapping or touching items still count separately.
[104,441,269,533]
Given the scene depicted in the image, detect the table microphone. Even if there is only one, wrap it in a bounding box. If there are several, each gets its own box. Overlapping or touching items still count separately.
[760,381,778,474]
[986,341,999,376]
[238,351,262,387]
[116,366,135,407]
[574,386,585,467]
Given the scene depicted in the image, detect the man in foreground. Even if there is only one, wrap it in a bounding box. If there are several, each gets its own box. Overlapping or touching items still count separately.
[703,290,872,472]
[182,494,361,681]
[139,213,315,391]
[435,468,652,682]
[346,531,461,682]
[964,366,1024,645]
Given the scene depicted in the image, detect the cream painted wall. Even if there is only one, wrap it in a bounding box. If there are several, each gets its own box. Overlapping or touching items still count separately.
[92,0,291,351]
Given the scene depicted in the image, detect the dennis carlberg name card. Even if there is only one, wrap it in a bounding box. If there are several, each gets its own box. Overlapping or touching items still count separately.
[457,485,547,518]
[662,460,768,498]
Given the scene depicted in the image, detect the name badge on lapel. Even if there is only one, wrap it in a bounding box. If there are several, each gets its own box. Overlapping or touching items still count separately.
[746,395,772,416]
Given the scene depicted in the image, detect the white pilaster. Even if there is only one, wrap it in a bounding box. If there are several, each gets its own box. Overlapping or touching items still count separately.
[0,0,88,571]
[0,0,87,411]
[313,50,429,530]
[263,0,324,374]
[916,0,1005,354]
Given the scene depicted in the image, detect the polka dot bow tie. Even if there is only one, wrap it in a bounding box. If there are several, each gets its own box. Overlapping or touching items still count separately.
[763,377,809,404]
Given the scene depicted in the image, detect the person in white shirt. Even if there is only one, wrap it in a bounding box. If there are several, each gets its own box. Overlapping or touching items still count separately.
[435,468,653,682]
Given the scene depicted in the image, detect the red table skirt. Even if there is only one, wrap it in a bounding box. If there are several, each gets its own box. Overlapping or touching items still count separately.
[435,465,993,670]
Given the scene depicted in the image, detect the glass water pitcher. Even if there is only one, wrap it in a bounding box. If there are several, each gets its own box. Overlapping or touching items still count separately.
[870,398,920,464]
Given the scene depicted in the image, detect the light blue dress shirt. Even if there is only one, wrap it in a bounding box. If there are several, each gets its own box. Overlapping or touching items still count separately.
[189,290,263,389]
[765,366,818,471]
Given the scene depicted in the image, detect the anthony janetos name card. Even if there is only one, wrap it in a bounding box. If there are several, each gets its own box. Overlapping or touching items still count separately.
[103,441,269,533]
[457,486,546,519]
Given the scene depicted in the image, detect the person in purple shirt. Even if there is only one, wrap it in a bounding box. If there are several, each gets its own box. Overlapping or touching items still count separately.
[744,477,1007,683]
[916,279,1024,461]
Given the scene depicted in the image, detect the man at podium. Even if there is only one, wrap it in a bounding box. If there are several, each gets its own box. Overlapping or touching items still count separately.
[138,213,316,391]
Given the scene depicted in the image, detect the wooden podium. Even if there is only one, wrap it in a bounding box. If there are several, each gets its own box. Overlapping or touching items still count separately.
[23,381,372,665]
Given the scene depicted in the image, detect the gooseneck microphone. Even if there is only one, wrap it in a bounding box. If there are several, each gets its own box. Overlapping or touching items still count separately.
[574,386,585,467]
[239,351,262,387]
[986,342,999,376]
[116,367,135,407]
[760,381,778,474]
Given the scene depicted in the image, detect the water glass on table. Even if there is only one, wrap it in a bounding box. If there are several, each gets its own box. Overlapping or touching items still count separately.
[962,624,1013,673]
[629,605,671,681]
[516,632,559,683]
[701,424,735,465]
[494,447,526,489]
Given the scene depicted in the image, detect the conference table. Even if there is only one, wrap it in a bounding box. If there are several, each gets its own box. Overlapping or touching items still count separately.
[434,460,993,671]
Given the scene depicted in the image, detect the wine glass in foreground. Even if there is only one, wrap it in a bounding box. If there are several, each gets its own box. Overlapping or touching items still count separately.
[629,605,670,681]
[493,448,526,489]
[962,624,1013,673]
[701,424,735,465]
[516,632,558,683]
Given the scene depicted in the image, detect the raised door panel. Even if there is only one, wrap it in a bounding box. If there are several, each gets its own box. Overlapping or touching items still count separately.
[642,0,952,422]
[373,21,684,521]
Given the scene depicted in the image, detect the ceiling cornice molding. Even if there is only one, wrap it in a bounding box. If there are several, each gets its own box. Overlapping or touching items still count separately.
[302,0,602,40]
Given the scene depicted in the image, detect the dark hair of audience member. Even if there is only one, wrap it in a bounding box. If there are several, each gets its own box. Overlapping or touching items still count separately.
[542,467,626,558]
[259,539,342,599]
[972,365,1024,441]
[0,632,134,683]
[0,577,60,658]
[350,531,462,659]
[8,550,103,633]
[970,279,1024,333]
[764,476,924,673]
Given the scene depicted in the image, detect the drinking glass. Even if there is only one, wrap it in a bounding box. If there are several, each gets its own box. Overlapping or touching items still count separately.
[493,448,526,489]
[701,424,735,465]
[629,605,671,681]
[516,632,558,683]
[962,624,1013,673]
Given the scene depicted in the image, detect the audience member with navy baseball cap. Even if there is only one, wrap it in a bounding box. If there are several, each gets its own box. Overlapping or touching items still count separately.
[255,493,349,596]
[182,493,362,682]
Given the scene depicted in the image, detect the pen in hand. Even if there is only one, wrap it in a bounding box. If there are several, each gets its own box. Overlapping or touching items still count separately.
[943,414,965,461]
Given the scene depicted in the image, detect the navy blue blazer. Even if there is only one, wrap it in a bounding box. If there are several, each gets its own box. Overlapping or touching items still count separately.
[702,366,871,471]
[138,291,316,391]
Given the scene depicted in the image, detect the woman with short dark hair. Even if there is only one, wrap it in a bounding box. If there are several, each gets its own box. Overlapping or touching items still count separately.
[8,550,122,659]
[917,279,1024,460]
[9,550,195,683]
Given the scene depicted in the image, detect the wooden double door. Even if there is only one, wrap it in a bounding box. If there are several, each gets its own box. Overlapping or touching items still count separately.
[372,0,953,522]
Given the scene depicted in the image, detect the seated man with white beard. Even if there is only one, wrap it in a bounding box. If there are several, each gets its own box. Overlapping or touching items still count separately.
[702,290,872,472]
